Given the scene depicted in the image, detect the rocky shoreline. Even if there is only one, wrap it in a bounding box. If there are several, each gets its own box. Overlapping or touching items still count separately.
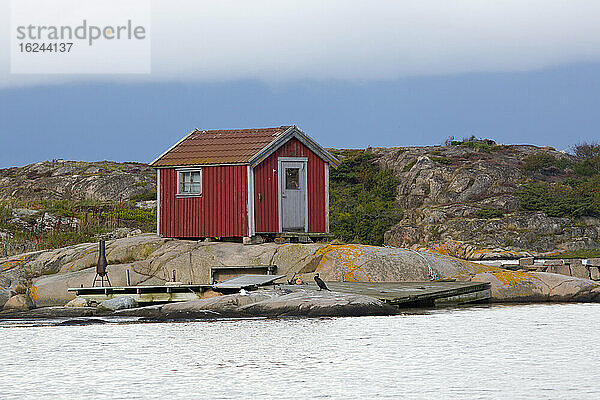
[0,287,399,321]
[2,234,600,319]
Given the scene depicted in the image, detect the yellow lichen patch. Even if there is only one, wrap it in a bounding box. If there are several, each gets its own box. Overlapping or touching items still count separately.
[315,244,374,282]
[28,286,38,303]
[426,241,457,256]
[430,253,543,287]
[464,262,503,274]
[426,240,522,259]
[488,269,541,287]
[0,254,32,272]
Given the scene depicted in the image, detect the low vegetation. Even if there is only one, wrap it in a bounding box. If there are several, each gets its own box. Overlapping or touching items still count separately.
[518,143,600,218]
[0,200,156,256]
[474,208,504,219]
[430,155,453,165]
[129,190,157,202]
[547,249,600,259]
[521,153,571,173]
[329,151,402,245]
[446,135,498,152]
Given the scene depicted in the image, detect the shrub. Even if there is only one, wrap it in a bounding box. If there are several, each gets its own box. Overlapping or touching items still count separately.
[430,156,452,165]
[572,142,600,176]
[522,153,557,172]
[330,152,402,245]
[102,207,156,223]
[521,153,572,173]
[475,208,504,219]
[129,190,157,202]
[449,136,497,152]
[0,203,11,228]
[517,182,596,217]
[573,142,600,161]
[40,231,96,250]
[574,161,598,177]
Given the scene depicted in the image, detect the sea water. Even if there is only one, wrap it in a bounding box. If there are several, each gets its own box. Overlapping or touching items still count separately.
[1,303,599,399]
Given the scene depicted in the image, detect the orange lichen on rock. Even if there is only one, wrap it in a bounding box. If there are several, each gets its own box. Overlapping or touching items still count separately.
[28,285,38,303]
[0,254,32,272]
[315,244,374,282]
[426,240,524,260]
[488,269,534,285]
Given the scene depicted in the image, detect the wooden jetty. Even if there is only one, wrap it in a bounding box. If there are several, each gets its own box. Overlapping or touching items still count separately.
[300,281,491,307]
[68,284,212,304]
[68,274,285,304]
[69,278,490,308]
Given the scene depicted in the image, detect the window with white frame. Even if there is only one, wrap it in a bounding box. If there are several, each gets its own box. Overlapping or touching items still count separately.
[177,169,202,195]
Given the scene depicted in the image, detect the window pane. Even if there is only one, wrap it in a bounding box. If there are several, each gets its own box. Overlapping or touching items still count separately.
[180,171,201,194]
[285,168,300,190]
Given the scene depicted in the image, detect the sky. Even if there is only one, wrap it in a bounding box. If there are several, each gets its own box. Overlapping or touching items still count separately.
[1,0,600,168]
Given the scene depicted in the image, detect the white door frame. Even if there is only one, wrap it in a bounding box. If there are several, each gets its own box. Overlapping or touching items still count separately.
[246,165,256,237]
[277,157,309,233]
[156,169,161,236]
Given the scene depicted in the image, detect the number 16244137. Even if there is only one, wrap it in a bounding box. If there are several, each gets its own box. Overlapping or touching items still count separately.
[19,43,73,52]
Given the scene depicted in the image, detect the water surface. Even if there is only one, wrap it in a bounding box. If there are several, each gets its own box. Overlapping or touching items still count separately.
[2,303,599,399]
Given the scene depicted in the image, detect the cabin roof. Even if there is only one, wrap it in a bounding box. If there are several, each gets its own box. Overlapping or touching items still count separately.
[150,125,339,168]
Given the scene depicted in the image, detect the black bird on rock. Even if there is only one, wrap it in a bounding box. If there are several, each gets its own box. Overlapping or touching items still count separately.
[314,273,329,291]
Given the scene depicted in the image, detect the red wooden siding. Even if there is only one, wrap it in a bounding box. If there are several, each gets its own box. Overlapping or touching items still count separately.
[160,165,248,238]
[254,137,326,233]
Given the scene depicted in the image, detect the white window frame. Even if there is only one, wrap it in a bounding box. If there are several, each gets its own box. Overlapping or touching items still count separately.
[176,168,203,197]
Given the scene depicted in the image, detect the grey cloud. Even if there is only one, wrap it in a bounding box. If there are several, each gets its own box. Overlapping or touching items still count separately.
[2,0,600,87]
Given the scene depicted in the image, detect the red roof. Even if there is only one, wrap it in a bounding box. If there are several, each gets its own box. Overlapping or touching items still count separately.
[151,126,292,167]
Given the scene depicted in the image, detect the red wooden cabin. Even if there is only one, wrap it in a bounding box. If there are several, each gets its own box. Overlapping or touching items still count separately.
[150,125,339,240]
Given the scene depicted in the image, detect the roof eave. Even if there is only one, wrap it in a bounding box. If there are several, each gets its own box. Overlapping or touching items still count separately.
[149,128,198,168]
[153,162,250,169]
[248,126,340,168]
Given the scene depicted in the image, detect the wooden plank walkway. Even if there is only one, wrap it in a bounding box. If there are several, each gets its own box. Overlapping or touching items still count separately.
[69,280,490,307]
[298,281,491,307]
[68,284,212,304]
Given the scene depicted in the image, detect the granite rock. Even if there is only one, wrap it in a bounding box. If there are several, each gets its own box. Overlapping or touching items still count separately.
[3,294,34,311]
[65,297,91,307]
[97,296,137,311]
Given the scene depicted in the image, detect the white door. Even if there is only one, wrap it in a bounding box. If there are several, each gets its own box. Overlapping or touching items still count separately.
[279,159,307,232]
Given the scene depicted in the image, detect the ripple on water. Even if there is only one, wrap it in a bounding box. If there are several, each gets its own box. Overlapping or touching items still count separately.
[1,303,600,399]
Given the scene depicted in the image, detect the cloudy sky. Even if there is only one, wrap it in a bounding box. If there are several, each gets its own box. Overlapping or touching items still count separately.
[1,0,600,167]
